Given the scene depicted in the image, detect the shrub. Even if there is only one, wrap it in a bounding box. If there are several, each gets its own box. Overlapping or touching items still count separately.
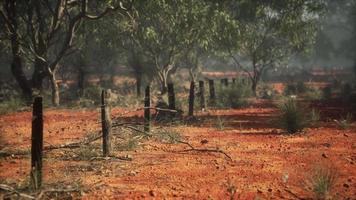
[216,80,252,109]
[322,86,332,100]
[284,81,309,96]
[257,83,278,99]
[306,164,338,200]
[82,85,103,104]
[0,96,26,115]
[276,98,313,134]
[334,113,353,130]
[215,115,226,130]
[340,83,352,102]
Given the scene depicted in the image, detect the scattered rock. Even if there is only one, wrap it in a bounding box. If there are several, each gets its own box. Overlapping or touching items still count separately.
[128,171,137,176]
[322,153,328,158]
[343,183,349,188]
[200,139,209,144]
[149,190,156,197]
[268,188,272,192]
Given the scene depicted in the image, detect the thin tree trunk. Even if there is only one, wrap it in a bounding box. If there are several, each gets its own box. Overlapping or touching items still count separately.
[188,81,195,117]
[136,73,142,97]
[199,81,205,110]
[49,71,59,106]
[78,66,85,97]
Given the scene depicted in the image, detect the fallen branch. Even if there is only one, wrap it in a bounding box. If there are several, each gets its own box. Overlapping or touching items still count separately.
[161,128,232,161]
[0,184,35,199]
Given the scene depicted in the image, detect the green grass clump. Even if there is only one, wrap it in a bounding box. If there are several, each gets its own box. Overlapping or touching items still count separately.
[0,96,26,114]
[307,165,338,200]
[276,98,318,134]
[334,113,353,130]
[216,80,252,109]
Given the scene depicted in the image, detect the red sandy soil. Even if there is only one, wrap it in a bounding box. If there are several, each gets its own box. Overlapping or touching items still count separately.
[0,100,355,199]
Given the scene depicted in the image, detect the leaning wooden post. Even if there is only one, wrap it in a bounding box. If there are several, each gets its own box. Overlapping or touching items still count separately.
[208,79,216,105]
[198,80,206,110]
[167,83,176,118]
[144,86,150,132]
[31,96,43,190]
[188,81,195,117]
[101,90,112,157]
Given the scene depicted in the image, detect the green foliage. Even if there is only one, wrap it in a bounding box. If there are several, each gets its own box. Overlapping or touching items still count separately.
[307,164,338,200]
[276,98,315,134]
[335,113,353,130]
[0,96,26,115]
[322,86,332,100]
[284,81,309,96]
[216,80,253,109]
[257,83,278,99]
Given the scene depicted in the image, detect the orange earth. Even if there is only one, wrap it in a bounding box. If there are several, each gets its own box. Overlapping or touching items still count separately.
[0,99,355,199]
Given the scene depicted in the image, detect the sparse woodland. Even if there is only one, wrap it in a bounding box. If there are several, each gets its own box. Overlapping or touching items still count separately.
[0,0,355,199]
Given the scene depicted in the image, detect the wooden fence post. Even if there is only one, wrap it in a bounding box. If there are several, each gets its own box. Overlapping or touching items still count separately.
[188,81,195,117]
[144,86,150,132]
[167,83,175,112]
[208,79,216,105]
[101,90,112,157]
[224,78,229,86]
[31,96,43,190]
[232,78,236,84]
[199,80,205,110]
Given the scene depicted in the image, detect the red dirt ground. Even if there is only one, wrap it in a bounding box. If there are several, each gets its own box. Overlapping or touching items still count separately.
[0,100,355,199]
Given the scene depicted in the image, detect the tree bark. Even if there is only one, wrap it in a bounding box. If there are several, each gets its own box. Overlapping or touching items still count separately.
[188,81,195,117]
[31,96,43,190]
[144,86,150,132]
[136,73,142,97]
[78,66,85,97]
[199,80,205,110]
[5,0,32,101]
[49,71,59,106]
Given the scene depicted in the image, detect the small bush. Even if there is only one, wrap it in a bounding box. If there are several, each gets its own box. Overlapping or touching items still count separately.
[0,96,26,114]
[284,81,309,96]
[306,164,338,200]
[216,80,252,108]
[334,113,353,130]
[276,98,312,134]
[257,83,278,99]
[82,85,103,104]
[322,86,332,100]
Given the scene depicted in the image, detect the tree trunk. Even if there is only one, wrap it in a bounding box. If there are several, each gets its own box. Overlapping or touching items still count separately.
[49,71,59,106]
[136,73,142,97]
[6,0,32,101]
[188,81,195,117]
[11,56,32,101]
[32,59,47,91]
[78,66,85,97]
[199,80,205,110]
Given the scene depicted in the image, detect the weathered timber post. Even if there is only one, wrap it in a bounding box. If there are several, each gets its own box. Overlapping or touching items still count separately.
[232,78,236,84]
[199,80,206,110]
[220,79,225,86]
[31,96,43,190]
[188,81,195,117]
[167,83,176,117]
[224,78,229,86]
[208,79,216,105]
[101,90,112,157]
[144,86,150,132]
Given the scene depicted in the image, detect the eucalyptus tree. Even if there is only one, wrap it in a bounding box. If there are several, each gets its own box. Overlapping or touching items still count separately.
[128,0,214,94]
[215,0,324,94]
[0,0,131,105]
